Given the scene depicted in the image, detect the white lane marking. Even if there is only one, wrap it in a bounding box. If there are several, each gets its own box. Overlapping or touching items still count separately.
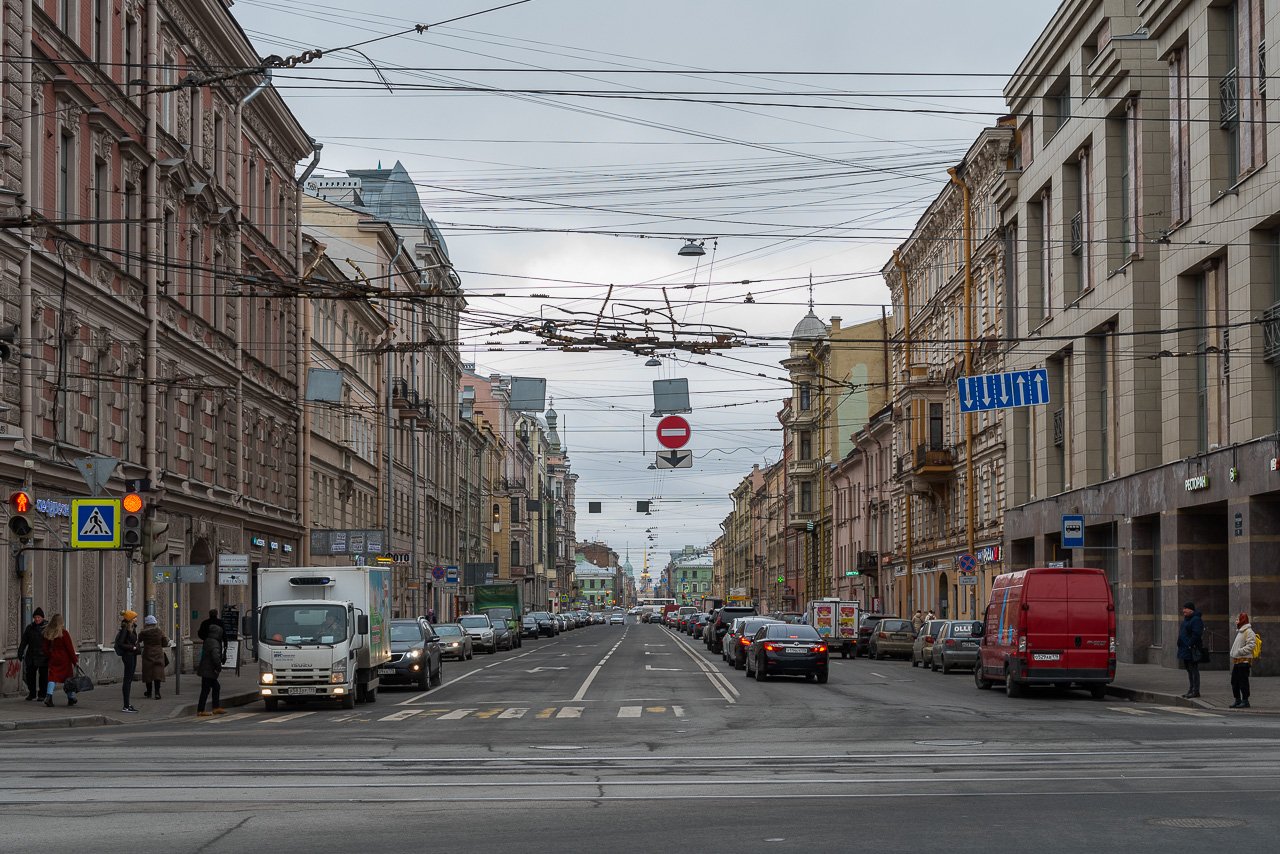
[398,665,484,705]
[556,707,583,719]
[571,666,603,702]
[259,711,315,724]
[1162,707,1223,718]
[380,709,425,722]
[645,665,683,671]
[666,630,736,704]
[1107,707,1154,716]
[618,706,642,718]
[439,709,475,720]
[673,705,686,718]
[869,672,887,679]
[498,708,528,719]
[200,713,251,725]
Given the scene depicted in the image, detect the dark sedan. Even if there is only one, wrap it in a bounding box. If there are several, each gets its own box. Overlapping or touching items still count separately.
[379,619,443,690]
[691,614,712,639]
[932,620,982,673]
[520,615,540,639]
[744,623,829,683]
[723,617,782,670]
[528,611,558,636]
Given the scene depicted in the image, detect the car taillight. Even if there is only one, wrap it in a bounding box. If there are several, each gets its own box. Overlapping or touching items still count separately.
[878,631,888,639]
[945,639,956,647]
[764,644,778,652]
[814,645,827,653]
[740,637,750,645]
[925,636,934,643]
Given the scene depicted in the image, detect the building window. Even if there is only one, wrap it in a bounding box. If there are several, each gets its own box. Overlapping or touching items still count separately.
[123,181,138,275]
[1044,71,1071,138]
[124,16,138,93]
[1110,107,1138,264]
[799,431,812,461]
[510,540,520,568]
[798,383,811,411]
[1039,188,1052,319]
[510,496,520,524]
[57,131,74,219]
[799,481,813,514]
[93,0,107,62]
[93,158,107,249]
[213,114,224,184]
[1169,47,1192,226]
[160,52,176,132]
[1194,275,1210,454]
[929,402,943,450]
[60,0,75,37]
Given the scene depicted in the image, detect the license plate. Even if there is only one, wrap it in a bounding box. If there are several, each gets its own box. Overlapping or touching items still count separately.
[785,647,807,654]
[963,642,977,648]
[286,687,317,695]
[1032,653,1060,661]
[378,668,396,675]
[893,634,909,640]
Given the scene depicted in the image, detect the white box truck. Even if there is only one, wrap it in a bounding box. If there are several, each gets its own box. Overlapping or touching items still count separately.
[806,598,860,659]
[253,566,393,711]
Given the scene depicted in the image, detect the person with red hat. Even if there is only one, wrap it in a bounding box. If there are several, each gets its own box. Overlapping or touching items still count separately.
[1229,613,1258,709]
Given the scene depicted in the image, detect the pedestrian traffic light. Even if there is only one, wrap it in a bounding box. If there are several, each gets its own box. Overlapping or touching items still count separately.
[8,489,33,544]
[142,516,170,561]
[776,574,785,584]
[121,491,144,548]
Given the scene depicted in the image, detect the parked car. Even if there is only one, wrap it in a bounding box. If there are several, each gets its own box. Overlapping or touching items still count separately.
[854,613,898,657]
[976,566,1116,699]
[608,612,625,625]
[458,614,498,653]
[490,618,516,651]
[590,612,605,625]
[706,606,759,653]
[528,611,558,637]
[433,623,473,661]
[724,617,782,669]
[744,623,829,683]
[933,620,982,673]
[868,618,915,660]
[520,615,540,639]
[380,619,443,690]
[911,619,949,669]
[691,614,712,639]
[773,612,805,625]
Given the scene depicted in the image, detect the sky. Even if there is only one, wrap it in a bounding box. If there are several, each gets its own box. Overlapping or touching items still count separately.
[234,0,1059,577]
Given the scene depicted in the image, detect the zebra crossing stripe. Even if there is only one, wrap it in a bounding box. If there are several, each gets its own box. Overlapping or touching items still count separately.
[472,708,504,719]
[439,708,475,720]
[380,709,425,722]
[498,708,528,719]
[617,706,642,718]
[536,707,556,719]
[556,706,583,719]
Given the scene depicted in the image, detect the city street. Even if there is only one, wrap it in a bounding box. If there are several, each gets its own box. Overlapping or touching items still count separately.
[2,618,1277,852]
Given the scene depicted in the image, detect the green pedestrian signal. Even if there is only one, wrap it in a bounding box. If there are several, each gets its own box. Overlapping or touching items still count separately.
[776,575,784,584]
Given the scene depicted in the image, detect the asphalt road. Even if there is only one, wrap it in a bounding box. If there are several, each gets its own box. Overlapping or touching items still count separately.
[2,616,1278,852]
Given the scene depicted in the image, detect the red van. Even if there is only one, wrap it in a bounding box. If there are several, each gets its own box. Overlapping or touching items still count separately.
[975,566,1116,699]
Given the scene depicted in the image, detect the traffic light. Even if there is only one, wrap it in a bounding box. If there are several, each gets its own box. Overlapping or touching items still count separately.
[142,516,170,561]
[8,489,33,544]
[776,574,785,584]
[121,491,144,548]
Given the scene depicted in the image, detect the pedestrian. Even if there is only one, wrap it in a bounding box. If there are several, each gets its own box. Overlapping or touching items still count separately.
[40,614,78,707]
[911,610,924,633]
[197,609,222,642]
[196,619,226,717]
[113,610,140,714]
[426,608,436,623]
[16,607,48,702]
[139,615,169,700]
[1229,612,1258,709]
[924,609,936,622]
[1177,601,1205,698]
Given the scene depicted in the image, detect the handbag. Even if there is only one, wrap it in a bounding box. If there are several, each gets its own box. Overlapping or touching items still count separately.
[164,653,170,667]
[64,664,94,694]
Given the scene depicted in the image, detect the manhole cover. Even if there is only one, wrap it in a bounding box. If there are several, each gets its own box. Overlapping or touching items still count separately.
[914,739,984,747]
[1147,818,1246,829]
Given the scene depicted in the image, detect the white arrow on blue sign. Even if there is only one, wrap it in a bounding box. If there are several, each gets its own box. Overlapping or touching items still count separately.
[958,368,1050,413]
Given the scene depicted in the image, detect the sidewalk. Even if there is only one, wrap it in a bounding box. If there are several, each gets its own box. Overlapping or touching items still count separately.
[0,671,263,731]
[1108,661,1277,713]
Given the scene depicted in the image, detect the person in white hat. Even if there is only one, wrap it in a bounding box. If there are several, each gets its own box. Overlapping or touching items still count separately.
[138,615,169,700]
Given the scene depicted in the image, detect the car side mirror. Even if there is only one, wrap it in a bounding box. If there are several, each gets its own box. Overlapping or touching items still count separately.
[243,614,257,640]
[357,614,370,636]
[429,635,441,643]
[974,622,985,639]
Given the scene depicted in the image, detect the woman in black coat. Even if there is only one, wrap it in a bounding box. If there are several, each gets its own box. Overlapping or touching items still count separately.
[16,608,48,701]
[113,611,140,713]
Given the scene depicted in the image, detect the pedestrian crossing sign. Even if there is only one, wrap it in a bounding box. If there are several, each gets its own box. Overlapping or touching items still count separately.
[71,498,120,549]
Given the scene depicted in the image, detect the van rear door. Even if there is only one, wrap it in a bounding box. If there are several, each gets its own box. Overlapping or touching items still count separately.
[1024,570,1070,671]
[1064,571,1113,672]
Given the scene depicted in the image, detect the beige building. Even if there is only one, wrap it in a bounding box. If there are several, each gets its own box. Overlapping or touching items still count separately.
[1000,0,1279,673]
[883,122,1016,621]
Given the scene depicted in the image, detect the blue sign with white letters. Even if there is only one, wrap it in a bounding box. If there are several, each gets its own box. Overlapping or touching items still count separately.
[957,368,1050,413]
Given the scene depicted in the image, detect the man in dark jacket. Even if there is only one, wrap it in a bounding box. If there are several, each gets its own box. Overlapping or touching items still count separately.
[16,608,48,701]
[1177,601,1205,698]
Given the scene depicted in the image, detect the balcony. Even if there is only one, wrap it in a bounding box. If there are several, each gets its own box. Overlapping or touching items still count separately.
[900,442,955,483]
[789,457,819,476]
[1220,67,1239,129]
[856,551,879,572]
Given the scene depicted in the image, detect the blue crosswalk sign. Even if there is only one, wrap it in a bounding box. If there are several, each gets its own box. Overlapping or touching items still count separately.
[958,368,1050,413]
[71,498,120,549]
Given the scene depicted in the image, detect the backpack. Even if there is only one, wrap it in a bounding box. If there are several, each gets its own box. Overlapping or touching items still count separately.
[1252,631,1262,660]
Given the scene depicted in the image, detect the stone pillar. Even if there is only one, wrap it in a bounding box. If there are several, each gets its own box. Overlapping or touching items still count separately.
[1228,494,1280,676]
[1167,507,1230,670]
[1120,515,1157,664]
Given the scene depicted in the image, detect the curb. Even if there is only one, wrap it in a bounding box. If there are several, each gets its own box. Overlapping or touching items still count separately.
[166,690,262,719]
[0,714,117,732]
[1106,684,1273,714]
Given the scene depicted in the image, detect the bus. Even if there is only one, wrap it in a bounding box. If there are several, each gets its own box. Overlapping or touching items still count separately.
[637,597,677,619]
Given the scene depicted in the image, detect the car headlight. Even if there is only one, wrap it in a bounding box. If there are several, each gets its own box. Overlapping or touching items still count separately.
[259,663,275,684]
[406,649,422,660]
[449,641,460,648]
[482,631,493,638]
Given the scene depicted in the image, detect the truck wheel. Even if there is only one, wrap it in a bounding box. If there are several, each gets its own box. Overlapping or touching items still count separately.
[1088,684,1107,700]
[842,648,850,660]
[263,698,279,712]
[1004,670,1025,698]
[341,693,355,710]
[367,687,377,703]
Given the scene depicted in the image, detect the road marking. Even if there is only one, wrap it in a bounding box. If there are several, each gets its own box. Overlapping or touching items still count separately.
[869,672,887,679]
[618,706,642,718]
[398,665,483,705]
[498,708,528,719]
[556,707,583,719]
[1107,707,1154,716]
[439,709,475,720]
[645,706,666,714]
[380,709,425,722]
[473,708,504,719]
[1162,707,1223,718]
[536,708,556,719]
[259,711,315,724]
[673,705,685,718]
[645,665,682,671]
[199,712,251,724]
[525,666,569,673]
[571,665,603,701]
[666,630,738,703]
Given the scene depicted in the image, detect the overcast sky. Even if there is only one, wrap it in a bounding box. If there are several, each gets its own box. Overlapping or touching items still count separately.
[235,0,1057,576]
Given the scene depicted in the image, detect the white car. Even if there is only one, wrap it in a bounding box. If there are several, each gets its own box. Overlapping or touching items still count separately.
[609,613,625,625]
[458,614,497,653]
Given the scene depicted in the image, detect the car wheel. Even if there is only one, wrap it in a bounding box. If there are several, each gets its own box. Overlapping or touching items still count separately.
[754,660,767,682]
[431,663,443,687]
[817,671,829,684]
[941,656,951,675]
[806,673,816,682]
[744,656,754,678]
[418,669,430,690]
[1088,684,1107,700]
[912,654,919,668]
[931,655,940,673]
[974,665,993,690]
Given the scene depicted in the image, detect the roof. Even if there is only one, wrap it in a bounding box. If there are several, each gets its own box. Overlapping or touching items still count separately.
[791,309,828,341]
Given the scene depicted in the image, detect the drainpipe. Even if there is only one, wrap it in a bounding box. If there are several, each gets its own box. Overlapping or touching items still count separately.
[892,250,913,617]
[296,140,321,563]
[18,0,33,626]
[949,166,976,617]
[384,236,405,573]
[142,0,160,620]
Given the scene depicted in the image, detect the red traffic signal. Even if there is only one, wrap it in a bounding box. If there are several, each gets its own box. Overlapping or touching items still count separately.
[9,490,32,514]
[8,489,33,544]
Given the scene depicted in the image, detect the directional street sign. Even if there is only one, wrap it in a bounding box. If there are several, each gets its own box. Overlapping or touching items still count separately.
[957,368,1050,413]
[654,450,693,469]
[656,415,691,449]
[1062,514,1085,549]
[71,498,120,549]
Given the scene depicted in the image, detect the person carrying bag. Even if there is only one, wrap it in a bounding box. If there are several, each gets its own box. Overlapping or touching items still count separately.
[1229,612,1259,709]
[114,610,140,713]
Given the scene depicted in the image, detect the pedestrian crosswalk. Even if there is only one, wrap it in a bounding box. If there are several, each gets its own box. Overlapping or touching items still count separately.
[1107,705,1223,719]
[194,704,688,725]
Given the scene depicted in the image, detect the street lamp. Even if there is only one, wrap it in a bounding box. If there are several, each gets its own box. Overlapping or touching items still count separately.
[677,239,705,257]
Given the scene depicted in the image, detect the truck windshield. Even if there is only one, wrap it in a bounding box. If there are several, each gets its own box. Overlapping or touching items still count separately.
[260,605,347,645]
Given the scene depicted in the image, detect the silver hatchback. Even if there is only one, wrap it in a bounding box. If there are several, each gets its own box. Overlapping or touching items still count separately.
[932,620,982,673]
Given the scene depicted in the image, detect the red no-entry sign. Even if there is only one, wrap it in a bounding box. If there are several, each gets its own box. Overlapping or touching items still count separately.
[656,415,691,449]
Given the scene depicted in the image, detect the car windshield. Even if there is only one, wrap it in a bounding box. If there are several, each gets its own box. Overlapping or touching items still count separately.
[459,616,490,628]
[260,605,347,645]
[765,624,821,640]
[389,623,423,643]
[435,625,463,636]
[880,620,912,632]
[741,619,778,634]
